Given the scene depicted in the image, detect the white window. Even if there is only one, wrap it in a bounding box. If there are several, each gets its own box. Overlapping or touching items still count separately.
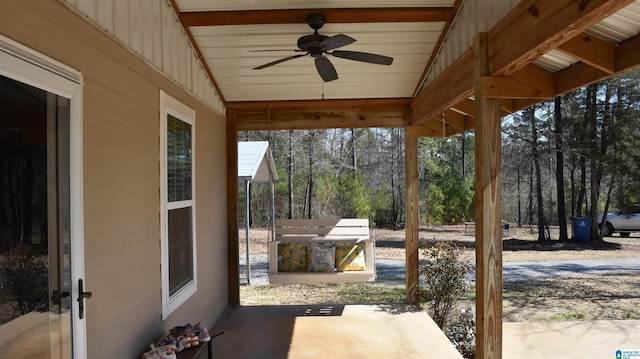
[160,90,196,319]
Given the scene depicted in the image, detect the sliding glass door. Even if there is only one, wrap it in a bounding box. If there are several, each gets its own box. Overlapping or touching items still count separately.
[0,36,85,358]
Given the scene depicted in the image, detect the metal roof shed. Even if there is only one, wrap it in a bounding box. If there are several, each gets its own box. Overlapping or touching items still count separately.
[238,141,278,284]
[238,141,278,184]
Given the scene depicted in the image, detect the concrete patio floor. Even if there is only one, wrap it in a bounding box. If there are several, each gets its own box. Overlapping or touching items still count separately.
[209,304,640,358]
[210,304,463,359]
[503,320,640,358]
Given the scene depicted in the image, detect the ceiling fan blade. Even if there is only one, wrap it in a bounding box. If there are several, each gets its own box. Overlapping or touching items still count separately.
[320,34,356,51]
[249,49,303,52]
[253,53,308,70]
[315,56,338,82]
[331,50,394,65]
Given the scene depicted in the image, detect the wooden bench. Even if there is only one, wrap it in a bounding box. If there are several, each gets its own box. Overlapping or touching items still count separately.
[269,218,376,284]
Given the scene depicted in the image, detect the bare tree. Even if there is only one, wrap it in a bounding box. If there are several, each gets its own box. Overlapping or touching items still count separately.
[526,107,547,241]
[554,97,569,241]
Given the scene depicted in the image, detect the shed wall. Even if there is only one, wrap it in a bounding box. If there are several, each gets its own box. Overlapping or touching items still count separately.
[0,1,229,358]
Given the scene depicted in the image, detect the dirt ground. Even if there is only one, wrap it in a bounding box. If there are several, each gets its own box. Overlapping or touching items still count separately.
[239,225,640,322]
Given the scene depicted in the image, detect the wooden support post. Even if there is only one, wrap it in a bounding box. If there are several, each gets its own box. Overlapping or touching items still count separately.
[405,130,420,304]
[474,33,503,359]
[226,109,240,306]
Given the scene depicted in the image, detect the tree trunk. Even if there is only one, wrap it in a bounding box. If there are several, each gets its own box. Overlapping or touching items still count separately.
[390,129,397,222]
[350,128,357,173]
[526,107,546,241]
[306,131,315,219]
[577,156,586,216]
[554,97,569,241]
[570,166,576,218]
[517,167,522,227]
[461,132,466,179]
[528,163,534,226]
[587,84,600,241]
[287,130,294,219]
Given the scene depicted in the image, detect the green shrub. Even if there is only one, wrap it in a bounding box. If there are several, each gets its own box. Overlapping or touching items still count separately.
[419,242,472,328]
[0,245,49,315]
[419,242,474,357]
[446,307,476,358]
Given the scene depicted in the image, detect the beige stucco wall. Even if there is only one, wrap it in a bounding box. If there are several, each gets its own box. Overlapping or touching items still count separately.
[0,1,229,357]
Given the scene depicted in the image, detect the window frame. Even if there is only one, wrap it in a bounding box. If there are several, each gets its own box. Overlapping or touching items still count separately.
[160,90,197,319]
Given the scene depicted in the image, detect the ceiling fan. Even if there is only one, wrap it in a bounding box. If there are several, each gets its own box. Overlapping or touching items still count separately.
[252,14,394,82]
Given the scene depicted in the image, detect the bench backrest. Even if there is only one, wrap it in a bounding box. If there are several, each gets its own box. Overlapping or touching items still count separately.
[275,218,370,242]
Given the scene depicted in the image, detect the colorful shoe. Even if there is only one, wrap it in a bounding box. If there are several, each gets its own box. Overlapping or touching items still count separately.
[157,346,177,359]
[194,322,211,342]
[143,344,177,359]
[169,324,193,338]
[187,332,199,347]
[178,335,191,349]
[157,335,183,353]
[142,348,159,359]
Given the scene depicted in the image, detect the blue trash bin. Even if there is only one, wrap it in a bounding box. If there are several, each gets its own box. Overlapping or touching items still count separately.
[572,217,592,243]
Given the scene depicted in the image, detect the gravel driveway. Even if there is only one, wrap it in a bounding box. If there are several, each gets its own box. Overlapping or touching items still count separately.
[240,255,640,286]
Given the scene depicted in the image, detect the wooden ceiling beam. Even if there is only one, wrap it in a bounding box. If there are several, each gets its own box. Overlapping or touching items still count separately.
[557,32,615,74]
[508,99,537,113]
[451,98,476,118]
[480,76,554,99]
[411,49,474,125]
[408,120,462,137]
[180,7,454,27]
[511,63,556,95]
[555,33,640,96]
[556,61,609,95]
[616,34,640,72]
[406,124,440,137]
[411,0,634,129]
[442,109,472,131]
[488,0,634,76]
[227,98,410,112]
[228,98,410,131]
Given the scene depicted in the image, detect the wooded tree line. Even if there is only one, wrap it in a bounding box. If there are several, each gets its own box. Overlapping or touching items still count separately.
[241,68,640,241]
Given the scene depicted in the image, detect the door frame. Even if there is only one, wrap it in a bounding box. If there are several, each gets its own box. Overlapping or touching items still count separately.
[0,35,86,358]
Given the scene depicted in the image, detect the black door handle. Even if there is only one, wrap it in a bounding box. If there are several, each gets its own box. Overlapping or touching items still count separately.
[78,279,92,319]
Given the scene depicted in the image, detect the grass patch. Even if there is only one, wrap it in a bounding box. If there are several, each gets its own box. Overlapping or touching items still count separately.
[337,283,405,303]
[550,313,586,321]
[241,283,406,305]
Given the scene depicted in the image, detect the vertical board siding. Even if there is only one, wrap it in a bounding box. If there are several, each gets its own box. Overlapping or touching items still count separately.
[1,2,229,357]
[129,0,142,55]
[424,0,518,89]
[63,0,223,115]
[95,0,114,32]
[113,0,130,45]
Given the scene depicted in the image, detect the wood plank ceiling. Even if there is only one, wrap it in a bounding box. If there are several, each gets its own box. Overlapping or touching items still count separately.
[172,0,640,136]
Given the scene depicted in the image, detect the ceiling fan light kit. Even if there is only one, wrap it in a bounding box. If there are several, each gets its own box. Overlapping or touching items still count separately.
[252,14,394,82]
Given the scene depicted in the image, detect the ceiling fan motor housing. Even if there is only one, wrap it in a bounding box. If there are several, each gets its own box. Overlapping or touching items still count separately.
[297,33,329,54]
[298,15,329,57]
[306,14,326,30]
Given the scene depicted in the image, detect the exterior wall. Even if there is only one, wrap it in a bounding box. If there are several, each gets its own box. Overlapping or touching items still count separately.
[0,1,229,358]
[62,0,225,115]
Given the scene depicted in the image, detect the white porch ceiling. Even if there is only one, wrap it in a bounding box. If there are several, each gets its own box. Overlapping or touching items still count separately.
[191,22,444,101]
[173,0,640,106]
[61,0,640,117]
[175,0,457,102]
